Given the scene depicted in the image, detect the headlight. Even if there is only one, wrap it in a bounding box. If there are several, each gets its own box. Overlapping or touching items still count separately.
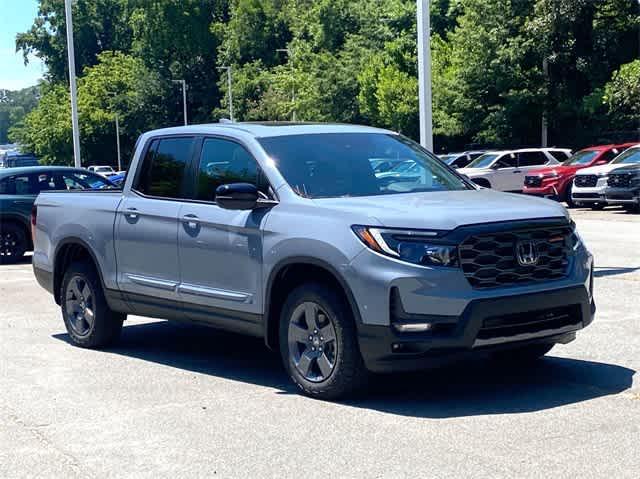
[542,172,560,179]
[570,221,587,252]
[352,226,459,267]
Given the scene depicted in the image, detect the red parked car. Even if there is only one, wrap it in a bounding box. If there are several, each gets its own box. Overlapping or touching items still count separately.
[523,143,636,206]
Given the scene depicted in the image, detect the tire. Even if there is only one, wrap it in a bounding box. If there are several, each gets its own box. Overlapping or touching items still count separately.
[564,183,576,208]
[492,343,554,364]
[623,204,640,213]
[61,261,125,348]
[590,203,605,211]
[0,222,28,264]
[279,282,369,400]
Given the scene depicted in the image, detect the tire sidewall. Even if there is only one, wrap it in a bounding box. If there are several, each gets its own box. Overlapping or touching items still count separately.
[278,283,364,399]
[0,223,27,263]
[61,261,123,348]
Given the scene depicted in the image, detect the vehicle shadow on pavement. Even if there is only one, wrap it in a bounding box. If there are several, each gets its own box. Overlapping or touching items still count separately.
[54,320,635,418]
[593,266,639,278]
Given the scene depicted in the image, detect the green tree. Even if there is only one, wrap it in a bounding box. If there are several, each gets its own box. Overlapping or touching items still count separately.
[16,0,131,82]
[0,86,40,144]
[603,59,640,132]
[11,52,166,166]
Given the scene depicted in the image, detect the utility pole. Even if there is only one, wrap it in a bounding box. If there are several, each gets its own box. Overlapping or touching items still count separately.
[218,66,234,121]
[172,80,188,126]
[64,0,81,167]
[115,113,121,171]
[276,48,296,121]
[416,0,433,151]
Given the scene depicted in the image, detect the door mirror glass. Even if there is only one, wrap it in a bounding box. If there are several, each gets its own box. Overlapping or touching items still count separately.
[215,183,259,210]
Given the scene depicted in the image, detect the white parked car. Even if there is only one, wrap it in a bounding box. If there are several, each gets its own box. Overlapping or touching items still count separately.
[87,165,117,177]
[572,144,640,209]
[458,148,570,192]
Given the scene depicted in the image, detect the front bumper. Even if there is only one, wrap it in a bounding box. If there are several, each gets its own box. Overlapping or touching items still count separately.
[604,187,640,205]
[344,225,595,373]
[358,286,595,373]
[523,183,563,200]
[571,182,607,204]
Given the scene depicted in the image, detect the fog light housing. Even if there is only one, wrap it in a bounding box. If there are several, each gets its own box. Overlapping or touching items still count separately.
[393,322,433,333]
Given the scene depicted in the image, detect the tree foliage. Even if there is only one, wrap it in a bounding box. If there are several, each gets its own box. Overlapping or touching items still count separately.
[12,0,640,163]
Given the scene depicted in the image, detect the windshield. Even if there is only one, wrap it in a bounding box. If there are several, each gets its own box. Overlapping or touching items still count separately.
[563,150,599,166]
[611,148,640,165]
[259,133,470,199]
[95,167,112,172]
[466,153,499,169]
[439,154,456,164]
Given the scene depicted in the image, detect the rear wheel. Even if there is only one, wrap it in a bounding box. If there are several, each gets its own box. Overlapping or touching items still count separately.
[0,223,27,264]
[61,261,125,348]
[279,283,368,400]
[590,203,606,211]
[492,343,554,364]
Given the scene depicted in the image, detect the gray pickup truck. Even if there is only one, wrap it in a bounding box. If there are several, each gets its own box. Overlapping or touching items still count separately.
[32,123,595,399]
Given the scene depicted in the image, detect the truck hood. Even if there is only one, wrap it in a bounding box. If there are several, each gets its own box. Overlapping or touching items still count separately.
[313,189,568,230]
[575,163,628,176]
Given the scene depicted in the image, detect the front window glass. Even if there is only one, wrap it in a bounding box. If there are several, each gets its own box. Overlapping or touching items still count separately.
[58,172,115,190]
[195,138,269,202]
[466,153,499,169]
[259,133,470,199]
[612,148,640,165]
[563,150,599,166]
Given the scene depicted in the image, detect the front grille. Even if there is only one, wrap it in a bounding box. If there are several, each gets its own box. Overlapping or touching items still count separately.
[524,176,542,187]
[459,226,573,289]
[608,173,632,188]
[575,175,597,187]
[476,305,581,341]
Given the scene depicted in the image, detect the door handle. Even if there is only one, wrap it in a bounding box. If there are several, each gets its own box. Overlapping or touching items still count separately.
[513,170,522,173]
[182,214,199,229]
[124,207,138,219]
[12,200,32,205]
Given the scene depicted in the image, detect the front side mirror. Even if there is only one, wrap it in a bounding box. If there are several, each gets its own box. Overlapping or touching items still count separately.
[216,183,259,210]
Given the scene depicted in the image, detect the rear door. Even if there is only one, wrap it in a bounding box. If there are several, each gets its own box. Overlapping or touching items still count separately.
[115,136,196,305]
[177,136,272,320]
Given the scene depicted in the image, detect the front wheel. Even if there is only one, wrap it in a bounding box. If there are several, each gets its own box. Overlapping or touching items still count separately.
[279,283,369,400]
[564,183,577,208]
[591,203,606,211]
[61,261,125,348]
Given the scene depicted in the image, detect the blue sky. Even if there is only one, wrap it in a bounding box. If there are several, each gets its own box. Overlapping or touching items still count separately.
[0,0,45,90]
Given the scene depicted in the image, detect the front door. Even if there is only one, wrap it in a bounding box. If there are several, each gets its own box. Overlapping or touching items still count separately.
[115,136,196,304]
[490,154,521,191]
[178,137,272,320]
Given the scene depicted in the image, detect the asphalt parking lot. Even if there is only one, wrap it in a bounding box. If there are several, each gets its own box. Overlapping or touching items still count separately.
[1,207,638,478]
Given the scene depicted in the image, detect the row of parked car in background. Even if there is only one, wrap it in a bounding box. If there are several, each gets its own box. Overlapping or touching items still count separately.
[2,133,638,264]
[437,143,640,213]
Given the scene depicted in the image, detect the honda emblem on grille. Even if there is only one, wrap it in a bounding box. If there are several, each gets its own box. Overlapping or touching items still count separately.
[516,240,539,266]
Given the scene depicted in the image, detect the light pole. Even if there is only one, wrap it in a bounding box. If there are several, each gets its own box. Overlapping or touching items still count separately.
[276,48,296,121]
[172,79,188,126]
[218,66,234,121]
[64,0,81,167]
[114,113,121,171]
[416,0,433,151]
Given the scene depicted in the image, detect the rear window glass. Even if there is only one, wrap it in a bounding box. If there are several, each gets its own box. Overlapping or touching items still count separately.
[135,137,194,198]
